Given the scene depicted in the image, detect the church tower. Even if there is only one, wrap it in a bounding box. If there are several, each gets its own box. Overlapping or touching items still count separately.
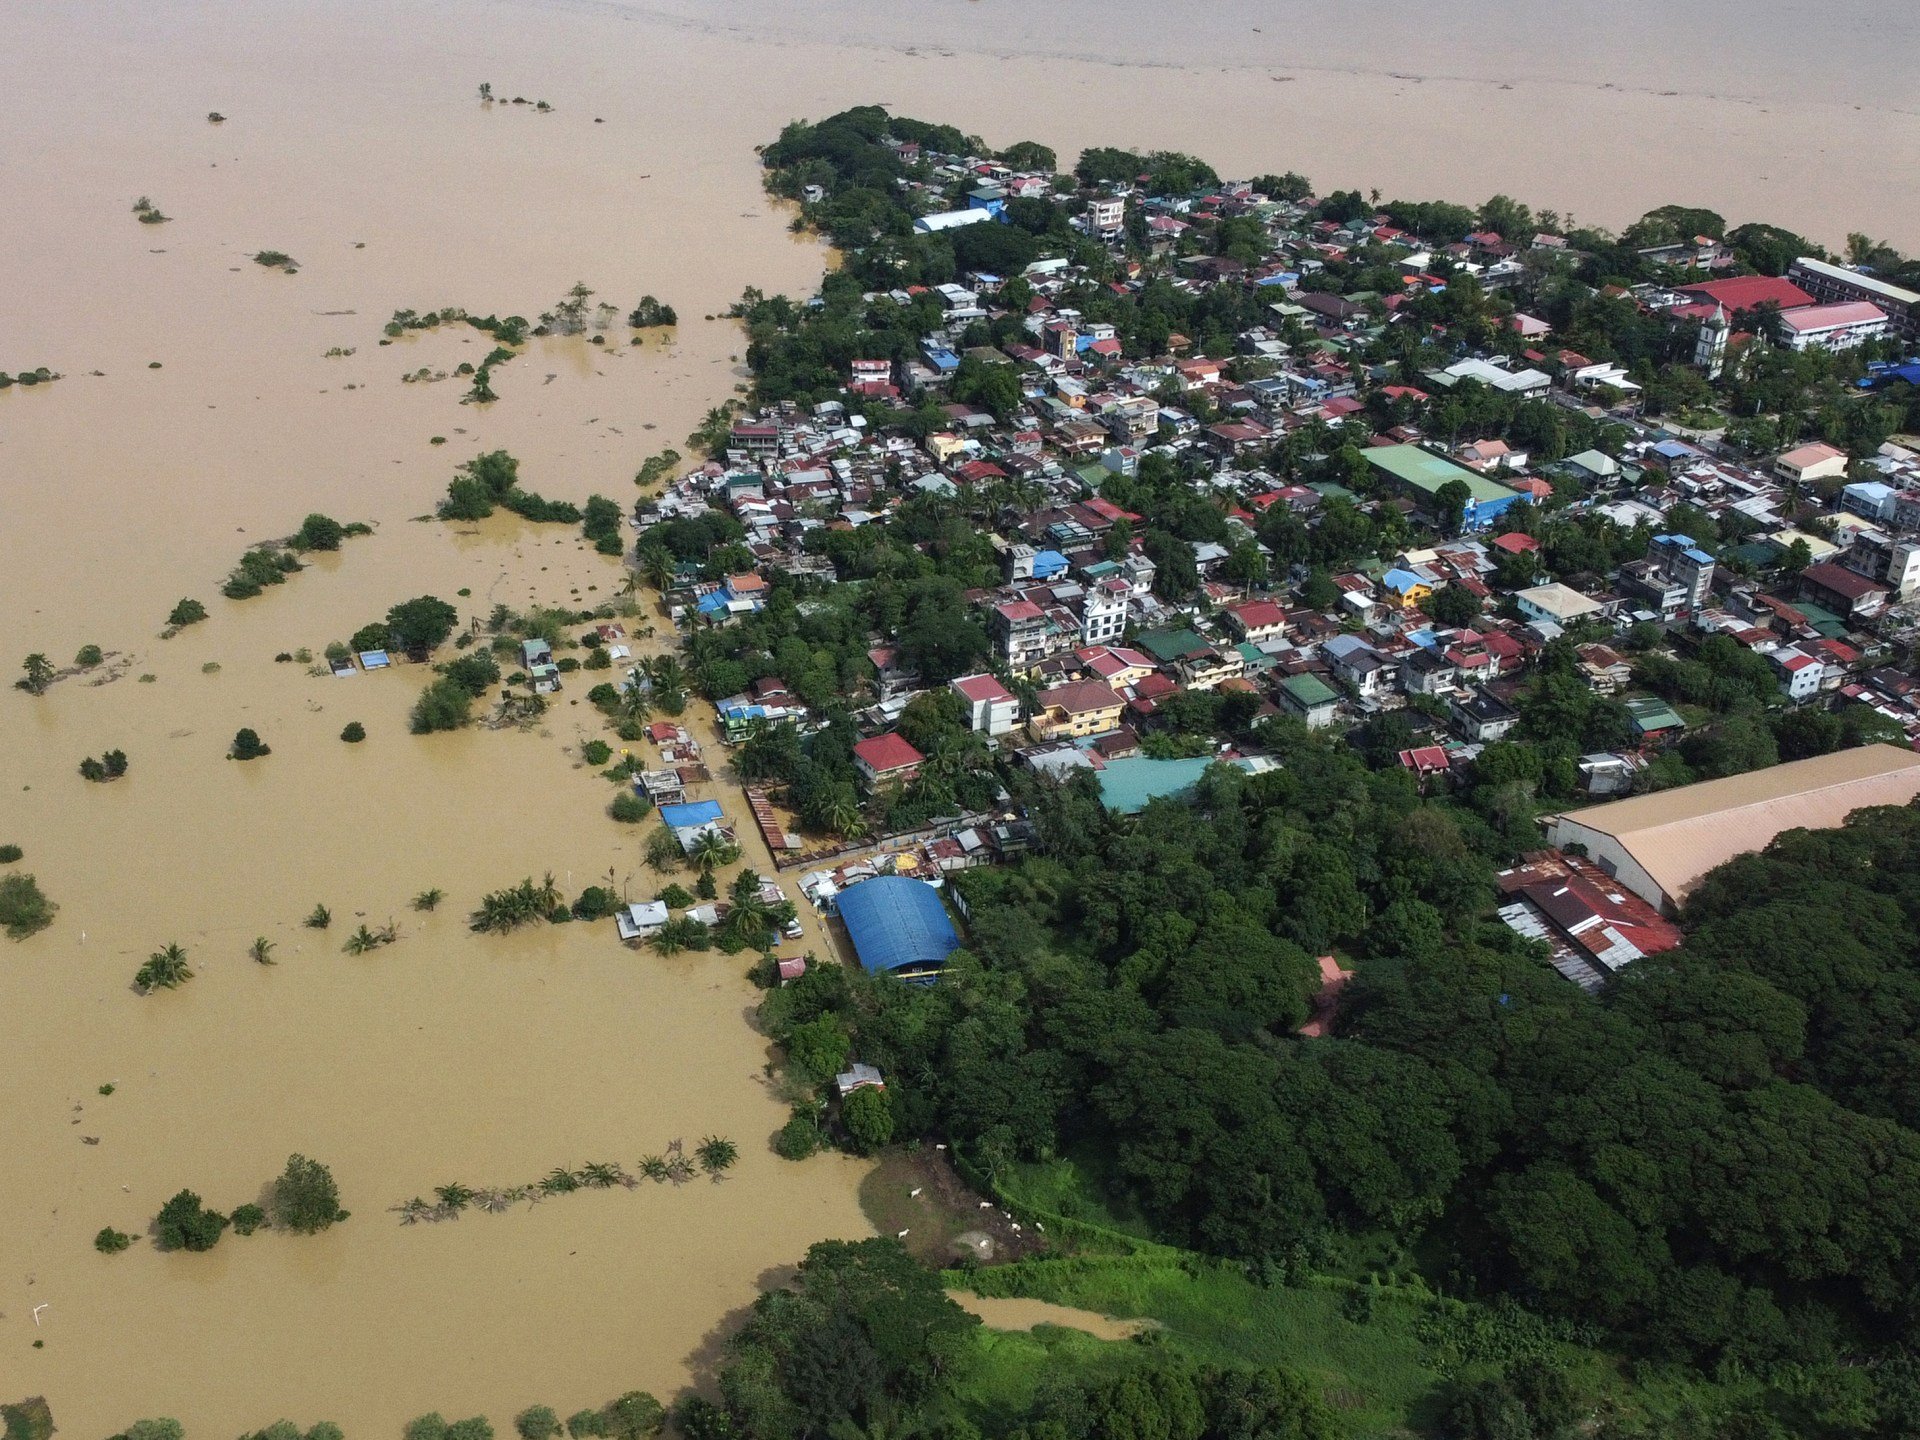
[1695,303,1729,380]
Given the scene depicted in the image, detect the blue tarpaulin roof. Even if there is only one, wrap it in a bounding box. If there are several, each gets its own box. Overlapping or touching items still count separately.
[697,590,731,614]
[658,800,725,830]
[1032,549,1069,578]
[837,876,959,979]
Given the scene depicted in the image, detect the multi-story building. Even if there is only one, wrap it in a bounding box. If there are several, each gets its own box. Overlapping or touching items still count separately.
[1079,578,1130,646]
[951,674,1022,737]
[1790,256,1920,342]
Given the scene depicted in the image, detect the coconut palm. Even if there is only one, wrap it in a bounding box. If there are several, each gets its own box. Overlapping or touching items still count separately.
[579,1161,625,1189]
[248,936,277,965]
[343,924,380,955]
[686,829,738,878]
[412,888,445,912]
[305,902,332,930]
[539,1166,581,1195]
[134,942,192,992]
[638,547,675,594]
[638,1154,670,1183]
[695,1136,739,1176]
[822,789,867,840]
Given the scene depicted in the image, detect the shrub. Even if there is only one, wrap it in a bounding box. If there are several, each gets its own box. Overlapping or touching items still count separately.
[340,722,366,743]
[657,884,694,909]
[95,1226,134,1253]
[167,598,208,628]
[350,622,391,654]
[0,844,21,863]
[572,886,620,920]
[76,644,103,667]
[273,1153,344,1233]
[565,1413,608,1440]
[445,1421,493,1440]
[155,1189,228,1251]
[774,1110,823,1160]
[412,676,477,732]
[406,1417,449,1440]
[694,872,717,900]
[0,872,56,939]
[305,903,332,929]
[516,1408,562,1440]
[609,791,651,824]
[230,1203,267,1236]
[291,513,346,551]
[441,651,500,695]
[230,728,270,760]
[254,250,298,271]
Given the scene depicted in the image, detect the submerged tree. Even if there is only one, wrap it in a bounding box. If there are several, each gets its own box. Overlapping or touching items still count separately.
[273,1153,344,1233]
[134,942,193,992]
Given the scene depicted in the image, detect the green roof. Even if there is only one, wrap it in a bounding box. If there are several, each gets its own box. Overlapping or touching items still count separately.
[1625,696,1685,733]
[1309,481,1358,503]
[1137,627,1211,663]
[1364,444,1520,505]
[1280,673,1339,708]
[1792,599,1851,640]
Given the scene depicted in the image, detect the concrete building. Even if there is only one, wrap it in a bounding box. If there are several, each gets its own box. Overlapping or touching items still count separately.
[1542,745,1920,912]
[1778,301,1889,352]
[1030,679,1125,740]
[1775,441,1850,485]
[1080,577,1130,645]
[1363,444,1523,531]
[951,673,1021,737]
[1789,256,1920,342]
[1514,582,1606,628]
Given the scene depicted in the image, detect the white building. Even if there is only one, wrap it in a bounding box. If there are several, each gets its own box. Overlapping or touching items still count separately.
[1514,582,1605,627]
[951,673,1021,737]
[1778,301,1889,352]
[1079,577,1130,645]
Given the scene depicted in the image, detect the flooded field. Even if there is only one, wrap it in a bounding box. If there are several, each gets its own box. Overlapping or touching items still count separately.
[4,0,1915,1429]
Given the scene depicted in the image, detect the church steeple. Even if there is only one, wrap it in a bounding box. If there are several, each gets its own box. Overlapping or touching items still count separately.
[1695,303,1729,379]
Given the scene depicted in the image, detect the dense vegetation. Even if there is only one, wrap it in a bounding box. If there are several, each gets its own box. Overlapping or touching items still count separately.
[0,873,56,940]
[762,719,1920,1433]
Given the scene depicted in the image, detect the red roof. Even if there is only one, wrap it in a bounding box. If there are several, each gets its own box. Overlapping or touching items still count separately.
[1780,301,1887,333]
[1229,600,1287,630]
[854,733,924,773]
[1039,679,1123,715]
[1802,562,1887,601]
[1675,275,1814,313]
[952,673,1014,703]
[1491,532,1541,554]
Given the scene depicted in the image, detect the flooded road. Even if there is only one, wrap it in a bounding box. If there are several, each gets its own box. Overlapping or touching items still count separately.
[2,0,1913,1429]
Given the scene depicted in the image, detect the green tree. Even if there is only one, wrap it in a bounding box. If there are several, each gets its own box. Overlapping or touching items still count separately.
[272,1153,344,1233]
[515,1409,561,1440]
[18,654,55,694]
[155,1189,228,1251]
[841,1086,895,1153]
[135,942,193,992]
[386,595,461,652]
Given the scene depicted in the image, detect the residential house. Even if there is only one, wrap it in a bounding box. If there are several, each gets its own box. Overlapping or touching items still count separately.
[1030,679,1126,740]
[1450,688,1520,742]
[1277,672,1340,728]
[852,732,925,790]
[951,673,1021,737]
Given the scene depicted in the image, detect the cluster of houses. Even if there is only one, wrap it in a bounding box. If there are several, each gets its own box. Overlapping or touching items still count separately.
[626,137,1920,980]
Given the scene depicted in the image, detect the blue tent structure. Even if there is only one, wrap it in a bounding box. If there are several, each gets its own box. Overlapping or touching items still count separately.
[836,876,959,982]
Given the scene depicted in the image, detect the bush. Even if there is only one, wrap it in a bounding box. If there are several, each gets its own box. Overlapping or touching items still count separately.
[516,1410,561,1440]
[340,722,366,743]
[572,886,620,920]
[441,651,501,695]
[657,883,694,909]
[167,598,208,628]
[273,1153,344,1233]
[230,728,271,760]
[774,1109,823,1160]
[76,644,103,667]
[350,622,391,654]
[565,1413,608,1440]
[411,676,477,732]
[292,513,346,551]
[582,739,613,766]
[0,873,57,939]
[609,791,652,824]
[0,844,21,863]
[95,1226,134,1253]
[155,1189,228,1251]
[254,250,298,271]
[230,1203,267,1236]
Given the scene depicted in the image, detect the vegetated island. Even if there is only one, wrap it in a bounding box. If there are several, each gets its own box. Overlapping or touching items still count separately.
[220,512,370,599]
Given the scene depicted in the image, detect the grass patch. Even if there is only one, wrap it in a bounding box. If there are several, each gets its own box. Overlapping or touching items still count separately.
[939,1322,1143,1434]
[998,1147,1158,1245]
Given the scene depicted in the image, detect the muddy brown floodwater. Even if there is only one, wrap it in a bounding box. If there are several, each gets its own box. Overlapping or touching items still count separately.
[3,0,1914,1430]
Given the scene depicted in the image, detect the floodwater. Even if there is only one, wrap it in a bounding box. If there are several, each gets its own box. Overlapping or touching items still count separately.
[2,0,1913,1430]
[954,1292,1148,1343]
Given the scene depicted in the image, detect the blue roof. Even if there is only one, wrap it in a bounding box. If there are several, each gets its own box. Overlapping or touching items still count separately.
[658,800,725,830]
[837,877,959,979]
[1032,549,1069,577]
[1382,568,1425,593]
[697,590,731,614]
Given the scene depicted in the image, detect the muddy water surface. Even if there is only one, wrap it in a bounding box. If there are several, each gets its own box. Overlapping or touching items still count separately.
[4,0,1914,1429]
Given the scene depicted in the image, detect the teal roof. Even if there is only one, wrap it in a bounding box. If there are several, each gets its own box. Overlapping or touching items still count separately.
[1792,600,1850,640]
[1097,756,1217,814]
[1364,444,1519,505]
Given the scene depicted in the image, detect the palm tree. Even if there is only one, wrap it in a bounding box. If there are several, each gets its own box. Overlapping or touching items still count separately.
[539,1166,580,1195]
[638,1154,670,1183]
[822,789,866,840]
[134,943,192,992]
[686,829,735,878]
[343,924,380,955]
[305,903,332,930]
[248,936,277,965]
[695,1136,738,1176]
[638,547,675,594]
[579,1161,625,1189]
[433,1182,475,1214]
[619,673,653,725]
[646,654,685,694]
[411,888,445,912]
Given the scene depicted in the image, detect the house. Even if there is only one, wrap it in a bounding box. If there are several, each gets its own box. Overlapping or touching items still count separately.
[852,732,925,790]
[1363,444,1522,531]
[1514,582,1605,628]
[1450,688,1520,742]
[951,673,1021,737]
[1322,634,1395,698]
[613,900,670,943]
[1800,561,1889,619]
[1775,441,1849,485]
[520,638,561,694]
[1380,568,1433,609]
[1574,643,1632,695]
[1222,599,1287,646]
[1277,672,1340,728]
[1030,679,1126,740]
[1495,852,1683,990]
[1771,647,1824,701]
[1625,696,1686,738]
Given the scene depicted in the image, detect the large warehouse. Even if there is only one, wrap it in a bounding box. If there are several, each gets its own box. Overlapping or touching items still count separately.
[1543,744,1920,913]
[835,875,960,982]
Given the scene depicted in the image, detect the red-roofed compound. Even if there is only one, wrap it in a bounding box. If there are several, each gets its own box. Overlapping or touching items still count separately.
[852,732,925,789]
